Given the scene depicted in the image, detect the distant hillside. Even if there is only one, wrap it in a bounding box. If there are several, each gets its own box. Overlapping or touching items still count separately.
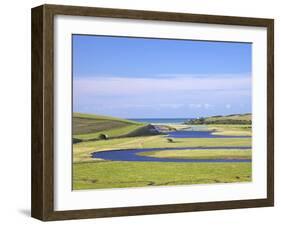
[185,113,252,125]
[73,113,143,135]
[73,113,160,142]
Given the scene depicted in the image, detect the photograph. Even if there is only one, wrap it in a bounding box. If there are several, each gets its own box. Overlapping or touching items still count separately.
[30,3,274,221]
[72,34,252,190]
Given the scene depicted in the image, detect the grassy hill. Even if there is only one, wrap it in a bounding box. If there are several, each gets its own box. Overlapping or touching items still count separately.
[185,113,252,125]
[73,113,159,142]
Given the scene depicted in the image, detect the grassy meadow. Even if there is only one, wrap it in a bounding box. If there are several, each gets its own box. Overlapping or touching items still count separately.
[73,161,251,190]
[72,113,252,190]
[138,149,252,160]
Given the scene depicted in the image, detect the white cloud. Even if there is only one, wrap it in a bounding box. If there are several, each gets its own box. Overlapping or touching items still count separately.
[73,73,251,117]
[73,74,251,97]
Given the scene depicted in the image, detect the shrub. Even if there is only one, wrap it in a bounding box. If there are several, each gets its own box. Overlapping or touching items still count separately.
[72,138,82,144]
[167,138,174,143]
[99,133,109,140]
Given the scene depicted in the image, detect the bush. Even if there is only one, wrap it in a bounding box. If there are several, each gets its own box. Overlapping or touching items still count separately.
[99,133,109,140]
[167,138,174,143]
[72,138,82,144]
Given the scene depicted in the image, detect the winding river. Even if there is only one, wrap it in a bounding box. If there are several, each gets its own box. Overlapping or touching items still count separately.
[93,146,251,163]
[92,130,251,163]
[167,130,250,138]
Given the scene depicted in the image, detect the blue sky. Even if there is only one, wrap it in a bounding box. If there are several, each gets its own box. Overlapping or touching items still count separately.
[73,35,252,118]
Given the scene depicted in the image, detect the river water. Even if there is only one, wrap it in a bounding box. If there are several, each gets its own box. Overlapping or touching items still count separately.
[92,129,251,163]
[167,130,250,138]
[93,146,251,163]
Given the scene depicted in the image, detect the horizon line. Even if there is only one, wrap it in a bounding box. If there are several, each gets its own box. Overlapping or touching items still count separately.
[73,111,252,119]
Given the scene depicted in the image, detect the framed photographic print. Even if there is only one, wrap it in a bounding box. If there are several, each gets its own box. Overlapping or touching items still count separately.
[31,4,274,221]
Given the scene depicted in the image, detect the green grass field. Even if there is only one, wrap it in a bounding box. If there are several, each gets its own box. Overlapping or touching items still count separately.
[73,135,252,189]
[73,161,251,190]
[138,149,251,160]
[72,112,252,190]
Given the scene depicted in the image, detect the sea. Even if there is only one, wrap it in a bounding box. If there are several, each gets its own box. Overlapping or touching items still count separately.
[128,118,193,124]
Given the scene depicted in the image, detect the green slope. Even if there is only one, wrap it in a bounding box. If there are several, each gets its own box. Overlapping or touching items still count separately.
[73,112,142,124]
[186,113,252,125]
[73,113,158,142]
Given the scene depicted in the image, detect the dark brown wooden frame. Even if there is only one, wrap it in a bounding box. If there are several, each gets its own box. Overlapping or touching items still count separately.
[31,4,274,221]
